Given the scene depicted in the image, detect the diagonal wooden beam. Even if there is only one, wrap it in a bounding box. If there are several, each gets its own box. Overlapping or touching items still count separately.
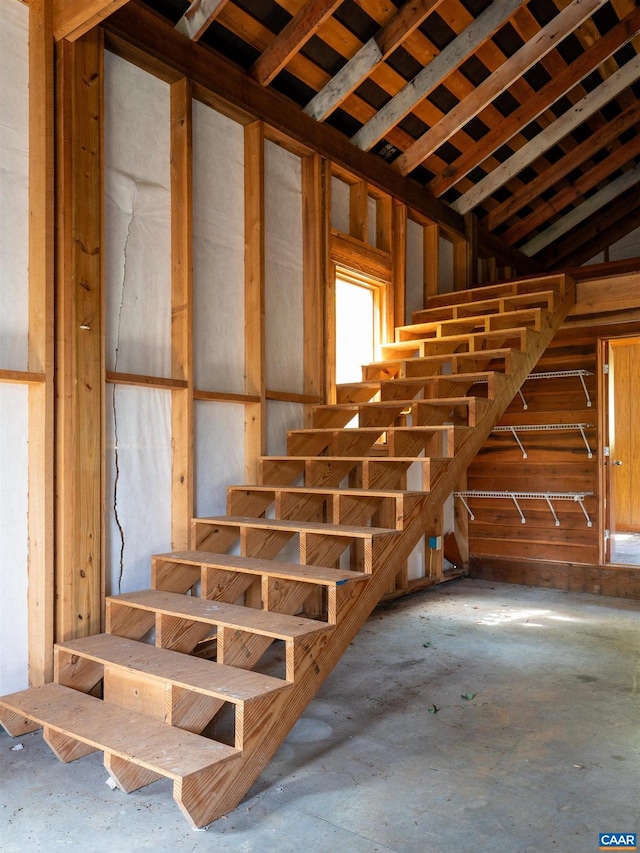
[540,189,640,269]
[503,134,640,246]
[251,0,344,87]
[453,52,640,214]
[350,0,525,153]
[429,5,640,198]
[393,0,608,176]
[304,0,445,122]
[53,0,131,42]
[521,163,640,257]
[483,105,640,231]
[174,0,232,42]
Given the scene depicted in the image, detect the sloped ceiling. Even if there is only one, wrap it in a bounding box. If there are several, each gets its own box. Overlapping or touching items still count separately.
[122,0,640,268]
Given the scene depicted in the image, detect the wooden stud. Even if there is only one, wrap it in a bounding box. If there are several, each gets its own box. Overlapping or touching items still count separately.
[392,203,407,329]
[28,0,55,685]
[349,181,369,243]
[244,121,266,484]
[55,30,104,644]
[301,154,328,427]
[170,78,194,551]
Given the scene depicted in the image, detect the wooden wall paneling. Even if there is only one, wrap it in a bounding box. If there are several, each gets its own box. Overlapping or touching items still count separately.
[28,0,55,684]
[170,77,194,551]
[301,154,328,427]
[55,30,104,643]
[244,121,266,483]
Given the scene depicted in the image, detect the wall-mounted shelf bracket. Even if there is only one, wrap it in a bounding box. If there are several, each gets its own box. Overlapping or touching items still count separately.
[492,423,594,459]
[454,491,594,527]
[516,370,593,410]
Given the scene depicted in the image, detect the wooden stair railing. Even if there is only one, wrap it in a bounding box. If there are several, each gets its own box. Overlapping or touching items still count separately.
[0,273,575,828]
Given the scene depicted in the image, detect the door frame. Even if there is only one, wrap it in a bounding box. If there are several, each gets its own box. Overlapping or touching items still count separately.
[598,333,640,564]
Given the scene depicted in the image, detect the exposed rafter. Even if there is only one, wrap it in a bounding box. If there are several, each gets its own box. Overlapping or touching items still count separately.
[483,106,640,231]
[252,0,344,87]
[393,0,608,176]
[453,52,640,214]
[350,0,525,153]
[304,0,445,122]
[174,0,232,42]
[503,134,640,246]
[540,188,640,268]
[521,163,640,257]
[429,5,640,198]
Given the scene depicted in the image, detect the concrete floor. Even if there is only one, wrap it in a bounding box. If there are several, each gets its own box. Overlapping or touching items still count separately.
[1,578,639,853]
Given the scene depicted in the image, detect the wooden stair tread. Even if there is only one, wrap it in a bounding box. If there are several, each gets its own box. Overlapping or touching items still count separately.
[155,551,370,586]
[227,484,423,497]
[260,454,447,462]
[411,292,556,323]
[288,425,460,434]
[0,683,239,777]
[196,515,401,538]
[109,589,333,640]
[364,347,525,370]
[57,634,291,702]
[392,307,543,337]
[314,395,483,411]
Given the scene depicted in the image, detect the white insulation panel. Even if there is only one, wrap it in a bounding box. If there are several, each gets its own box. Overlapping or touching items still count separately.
[439,236,454,294]
[193,101,245,394]
[406,219,425,324]
[0,0,29,372]
[105,385,172,597]
[267,400,304,457]
[104,52,172,378]
[0,385,29,693]
[265,141,304,394]
[331,176,350,234]
[195,401,246,517]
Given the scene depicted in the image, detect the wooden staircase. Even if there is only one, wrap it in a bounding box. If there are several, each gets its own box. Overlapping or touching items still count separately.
[0,274,575,828]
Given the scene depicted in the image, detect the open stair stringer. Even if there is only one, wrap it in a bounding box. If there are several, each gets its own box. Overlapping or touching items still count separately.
[0,273,576,828]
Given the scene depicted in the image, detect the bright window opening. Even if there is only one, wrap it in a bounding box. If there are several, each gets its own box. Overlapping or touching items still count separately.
[335,272,383,385]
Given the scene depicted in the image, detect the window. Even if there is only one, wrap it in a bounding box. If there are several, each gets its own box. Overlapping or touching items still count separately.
[334,270,385,385]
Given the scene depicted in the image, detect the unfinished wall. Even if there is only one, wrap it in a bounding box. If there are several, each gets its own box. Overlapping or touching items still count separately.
[104,53,173,594]
[192,100,247,515]
[0,0,29,694]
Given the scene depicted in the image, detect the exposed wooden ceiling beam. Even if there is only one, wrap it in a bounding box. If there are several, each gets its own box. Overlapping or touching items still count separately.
[350,0,525,153]
[483,106,640,231]
[453,52,640,214]
[503,134,640,246]
[393,0,608,176]
[251,0,344,87]
[540,190,640,269]
[53,0,130,41]
[102,2,469,234]
[429,5,640,198]
[521,163,640,257]
[304,0,445,122]
[174,0,232,42]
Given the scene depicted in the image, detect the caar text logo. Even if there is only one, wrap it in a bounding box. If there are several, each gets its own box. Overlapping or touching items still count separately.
[599,834,637,851]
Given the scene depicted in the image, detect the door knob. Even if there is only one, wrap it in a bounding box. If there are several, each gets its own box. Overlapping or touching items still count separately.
[612,460,623,466]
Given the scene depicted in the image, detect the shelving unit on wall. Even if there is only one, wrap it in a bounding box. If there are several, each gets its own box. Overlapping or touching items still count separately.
[455,490,594,528]
[492,423,594,458]
[516,369,593,409]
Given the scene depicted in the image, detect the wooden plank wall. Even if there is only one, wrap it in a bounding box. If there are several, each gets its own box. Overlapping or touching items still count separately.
[467,299,640,600]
